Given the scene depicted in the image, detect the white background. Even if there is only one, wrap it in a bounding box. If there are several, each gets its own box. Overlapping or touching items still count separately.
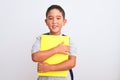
[0,0,120,80]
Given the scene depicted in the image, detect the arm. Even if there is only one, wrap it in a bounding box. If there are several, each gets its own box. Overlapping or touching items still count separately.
[32,48,56,62]
[38,55,76,72]
[32,42,70,62]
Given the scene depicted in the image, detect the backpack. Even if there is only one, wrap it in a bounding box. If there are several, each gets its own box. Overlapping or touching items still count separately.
[62,34,74,80]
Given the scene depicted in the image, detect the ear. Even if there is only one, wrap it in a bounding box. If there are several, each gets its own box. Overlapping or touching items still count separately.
[45,19,48,25]
[63,19,67,26]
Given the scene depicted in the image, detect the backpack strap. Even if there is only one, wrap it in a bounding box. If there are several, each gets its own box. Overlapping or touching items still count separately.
[43,32,49,35]
[69,69,74,80]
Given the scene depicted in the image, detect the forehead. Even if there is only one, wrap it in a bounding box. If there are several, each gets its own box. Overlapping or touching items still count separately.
[47,9,63,17]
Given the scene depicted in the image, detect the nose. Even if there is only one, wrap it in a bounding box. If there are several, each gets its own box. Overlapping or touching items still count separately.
[53,18,57,24]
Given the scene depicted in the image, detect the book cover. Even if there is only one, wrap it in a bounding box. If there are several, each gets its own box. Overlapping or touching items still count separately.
[38,35,70,77]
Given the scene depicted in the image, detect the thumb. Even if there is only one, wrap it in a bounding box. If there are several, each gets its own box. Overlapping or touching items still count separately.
[60,42,64,45]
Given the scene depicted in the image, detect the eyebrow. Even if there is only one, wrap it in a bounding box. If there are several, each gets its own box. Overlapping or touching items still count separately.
[56,15,62,17]
[47,15,62,18]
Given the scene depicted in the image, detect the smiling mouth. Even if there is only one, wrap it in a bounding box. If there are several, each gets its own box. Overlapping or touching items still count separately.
[52,25,58,29]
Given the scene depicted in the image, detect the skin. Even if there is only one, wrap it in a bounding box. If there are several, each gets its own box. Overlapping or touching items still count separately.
[32,9,76,72]
[45,9,66,35]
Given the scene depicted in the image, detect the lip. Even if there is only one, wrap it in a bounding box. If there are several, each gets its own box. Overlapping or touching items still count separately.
[52,25,58,29]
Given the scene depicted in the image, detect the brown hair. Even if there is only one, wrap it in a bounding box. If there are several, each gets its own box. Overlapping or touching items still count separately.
[46,5,65,19]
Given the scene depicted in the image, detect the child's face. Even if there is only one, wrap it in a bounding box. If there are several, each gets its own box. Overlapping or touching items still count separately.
[45,9,66,35]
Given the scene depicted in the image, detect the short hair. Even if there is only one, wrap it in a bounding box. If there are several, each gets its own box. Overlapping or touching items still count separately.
[46,5,65,19]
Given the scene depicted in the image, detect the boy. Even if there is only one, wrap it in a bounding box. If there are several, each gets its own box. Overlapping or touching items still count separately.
[31,5,76,80]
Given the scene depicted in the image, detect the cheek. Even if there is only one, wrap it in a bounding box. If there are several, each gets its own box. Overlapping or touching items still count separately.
[46,22,51,26]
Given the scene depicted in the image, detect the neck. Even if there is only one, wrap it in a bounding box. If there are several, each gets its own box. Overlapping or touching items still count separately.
[49,32,61,35]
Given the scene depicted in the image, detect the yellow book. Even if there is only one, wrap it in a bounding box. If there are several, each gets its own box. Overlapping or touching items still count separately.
[38,35,70,77]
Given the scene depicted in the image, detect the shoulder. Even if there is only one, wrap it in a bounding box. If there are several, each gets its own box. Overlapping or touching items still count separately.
[36,32,49,40]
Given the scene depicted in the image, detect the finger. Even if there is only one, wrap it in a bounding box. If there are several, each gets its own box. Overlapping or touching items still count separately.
[37,65,40,72]
[37,63,43,72]
[64,46,70,51]
[59,42,64,45]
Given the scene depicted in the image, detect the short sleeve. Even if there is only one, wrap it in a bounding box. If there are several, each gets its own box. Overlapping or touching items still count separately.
[70,38,77,56]
[31,36,40,53]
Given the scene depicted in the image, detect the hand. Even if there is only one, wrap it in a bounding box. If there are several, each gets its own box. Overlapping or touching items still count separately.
[55,42,70,54]
[37,62,51,72]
